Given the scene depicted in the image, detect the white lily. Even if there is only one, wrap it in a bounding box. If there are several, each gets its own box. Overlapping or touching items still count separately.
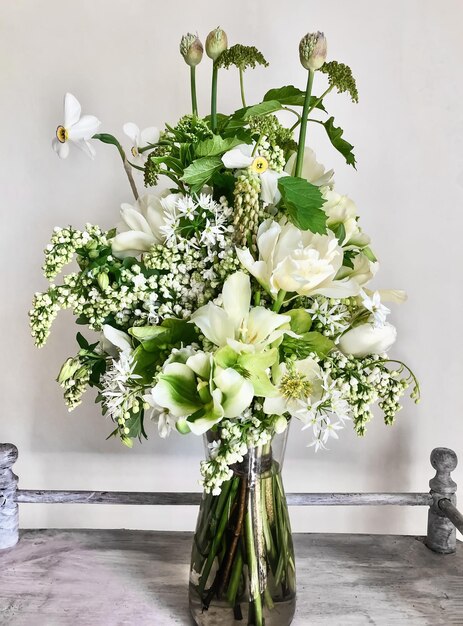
[52,93,101,159]
[284,147,334,187]
[123,122,160,167]
[222,144,288,205]
[263,357,323,418]
[111,193,178,258]
[190,272,292,354]
[237,219,364,299]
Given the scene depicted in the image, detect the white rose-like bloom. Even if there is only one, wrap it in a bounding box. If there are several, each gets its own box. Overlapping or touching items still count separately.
[322,188,370,247]
[111,193,178,258]
[237,219,363,298]
[285,148,334,187]
[336,253,378,291]
[338,323,397,357]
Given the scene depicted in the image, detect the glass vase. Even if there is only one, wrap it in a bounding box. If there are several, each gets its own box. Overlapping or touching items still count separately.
[189,428,296,626]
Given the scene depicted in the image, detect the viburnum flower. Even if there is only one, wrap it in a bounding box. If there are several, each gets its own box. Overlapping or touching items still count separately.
[222,144,287,205]
[52,93,101,159]
[123,123,160,167]
[190,271,292,353]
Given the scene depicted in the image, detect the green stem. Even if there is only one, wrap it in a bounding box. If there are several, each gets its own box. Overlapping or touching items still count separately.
[272,289,286,313]
[290,84,333,132]
[226,544,243,606]
[239,67,247,108]
[211,63,219,133]
[245,504,263,626]
[190,66,198,116]
[93,134,139,200]
[294,69,314,177]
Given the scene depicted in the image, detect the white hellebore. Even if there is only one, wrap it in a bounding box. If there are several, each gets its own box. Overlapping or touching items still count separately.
[338,323,397,357]
[190,271,292,353]
[111,193,178,258]
[285,147,334,187]
[222,144,287,205]
[263,357,323,418]
[52,93,101,159]
[123,122,160,167]
[237,219,364,299]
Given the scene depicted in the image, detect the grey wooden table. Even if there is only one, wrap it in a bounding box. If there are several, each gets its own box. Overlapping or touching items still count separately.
[0,529,462,625]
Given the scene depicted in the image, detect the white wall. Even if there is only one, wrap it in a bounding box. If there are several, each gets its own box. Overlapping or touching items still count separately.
[1,0,462,536]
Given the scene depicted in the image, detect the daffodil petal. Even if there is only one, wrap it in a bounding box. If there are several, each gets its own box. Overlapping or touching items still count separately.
[68,115,101,140]
[123,122,140,144]
[52,138,70,159]
[140,126,160,145]
[222,148,254,169]
[63,93,81,128]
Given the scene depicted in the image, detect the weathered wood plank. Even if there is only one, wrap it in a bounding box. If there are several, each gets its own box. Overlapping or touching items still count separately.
[14,489,433,507]
[0,530,461,625]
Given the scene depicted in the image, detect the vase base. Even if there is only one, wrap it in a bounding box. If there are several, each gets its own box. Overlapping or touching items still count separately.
[190,591,296,626]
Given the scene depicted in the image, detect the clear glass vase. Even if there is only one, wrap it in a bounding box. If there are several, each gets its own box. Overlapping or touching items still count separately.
[189,428,296,626]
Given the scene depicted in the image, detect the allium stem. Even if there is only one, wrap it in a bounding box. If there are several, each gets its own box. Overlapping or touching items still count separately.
[295,69,314,177]
[211,63,219,132]
[239,67,247,108]
[190,66,198,116]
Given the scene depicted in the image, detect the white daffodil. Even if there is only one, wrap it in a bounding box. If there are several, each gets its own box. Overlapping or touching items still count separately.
[338,322,397,357]
[360,290,390,328]
[101,324,132,357]
[263,357,323,418]
[150,351,254,435]
[237,219,364,299]
[52,93,101,159]
[123,123,160,167]
[284,147,334,187]
[222,144,288,205]
[190,271,292,354]
[111,193,179,258]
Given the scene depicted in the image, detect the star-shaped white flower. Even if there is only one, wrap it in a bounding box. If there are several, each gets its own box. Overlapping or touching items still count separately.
[360,290,390,327]
[123,123,160,167]
[52,93,101,159]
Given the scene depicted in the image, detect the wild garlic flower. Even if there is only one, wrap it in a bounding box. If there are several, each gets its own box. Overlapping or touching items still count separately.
[52,93,101,159]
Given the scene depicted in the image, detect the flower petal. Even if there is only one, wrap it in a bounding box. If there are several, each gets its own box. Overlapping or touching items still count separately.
[190,302,235,347]
[52,137,69,159]
[140,126,160,145]
[222,147,254,169]
[123,122,140,144]
[111,231,156,257]
[68,115,101,140]
[63,93,81,128]
[246,307,290,347]
[222,272,251,333]
[263,394,288,415]
[260,170,287,205]
[102,325,132,353]
[151,363,199,417]
[120,205,153,235]
[214,368,254,418]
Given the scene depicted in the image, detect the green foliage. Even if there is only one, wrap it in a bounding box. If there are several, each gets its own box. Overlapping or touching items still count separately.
[281,331,335,360]
[320,61,359,103]
[182,156,223,193]
[195,135,250,158]
[278,176,327,234]
[263,86,326,111]
[216,44,269,71]
[233,100,282,121]
[322,117,356,168]
[286,309,312,334]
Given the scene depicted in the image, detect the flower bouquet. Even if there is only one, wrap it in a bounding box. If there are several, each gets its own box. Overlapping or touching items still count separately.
[31,27,419,626]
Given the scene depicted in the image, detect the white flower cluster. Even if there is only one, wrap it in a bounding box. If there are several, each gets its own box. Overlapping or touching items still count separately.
[305,296,353,339]
[200,412,274,495]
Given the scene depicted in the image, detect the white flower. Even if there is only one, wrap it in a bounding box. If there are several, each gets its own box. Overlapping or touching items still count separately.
[143,392,176,438]
[190,271,291,353]
[321,187,370,247]
[222,144,288,205]
[52,93,101,159]
[360,290,390,328]
[284,147,334,187]
[101,324,132,356]
[111,193,177,258]
[263,358,323,418]
[338,322,397,357]
[237,219,363,299]
[123,123,160,167]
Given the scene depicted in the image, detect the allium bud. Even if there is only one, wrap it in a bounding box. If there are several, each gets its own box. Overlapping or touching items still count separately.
[299,31,327,71]
[206,27,228,61]
[179,33,204,67]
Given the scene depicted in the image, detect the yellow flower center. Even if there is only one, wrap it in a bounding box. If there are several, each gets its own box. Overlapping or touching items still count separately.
[56,125,68,143]
[131,146,139,158]
[280,372,312,400]
[251,156,268,174]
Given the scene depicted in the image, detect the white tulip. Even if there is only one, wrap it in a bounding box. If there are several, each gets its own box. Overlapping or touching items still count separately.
[338,323,397,357]
[237,219,363,299]
[52,93,101,159]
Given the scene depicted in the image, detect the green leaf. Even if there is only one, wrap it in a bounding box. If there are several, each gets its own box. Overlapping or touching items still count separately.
[363,246,378,262]
[76,332,89,350]
[322,117,356,168]
[278,176,327,233]
[281,331,335,359]
[232,100,282,121]
[182,156,223,193]
[196,135,249,158]
[93,133,121,147]
[263,86,326,111]
[330,222,346,245]
[286,309,312,334]
[129,326,168,342]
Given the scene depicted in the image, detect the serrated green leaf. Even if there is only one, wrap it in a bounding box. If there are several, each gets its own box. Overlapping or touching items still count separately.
[278,176,327,233]
[322,116,356,168]
[196,135,249,158]
[263,86,326,111]
[232,100,282,121]
[182,156,223,192]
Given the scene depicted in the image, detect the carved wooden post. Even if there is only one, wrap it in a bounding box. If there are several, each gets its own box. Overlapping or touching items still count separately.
[0,444,19,549]
[426,447,458,554]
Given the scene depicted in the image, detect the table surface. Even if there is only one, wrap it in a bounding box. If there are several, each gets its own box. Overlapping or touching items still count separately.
[0,530,462,625]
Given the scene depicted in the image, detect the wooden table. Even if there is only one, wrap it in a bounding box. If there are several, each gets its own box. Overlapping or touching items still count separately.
[0,530,462,625]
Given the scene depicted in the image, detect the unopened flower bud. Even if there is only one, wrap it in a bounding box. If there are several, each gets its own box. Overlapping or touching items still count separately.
[180,33,204,67]
[97,272,109,291]
[274,415,288,435]
[299,31,327,71]
[57,358,80,384]
[206,27,228,61]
